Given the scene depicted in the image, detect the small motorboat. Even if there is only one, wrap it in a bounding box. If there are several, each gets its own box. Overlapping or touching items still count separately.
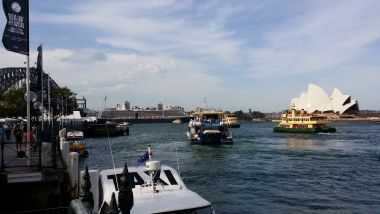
[67,131,88,157]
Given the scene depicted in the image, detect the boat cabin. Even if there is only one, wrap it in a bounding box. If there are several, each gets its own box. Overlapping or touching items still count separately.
[67,131,88,157]
[99,162,214,213]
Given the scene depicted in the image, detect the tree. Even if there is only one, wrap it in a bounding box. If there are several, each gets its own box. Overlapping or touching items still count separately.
[0,86,78,118]
[0,87,27,117]
[51,86,78,116]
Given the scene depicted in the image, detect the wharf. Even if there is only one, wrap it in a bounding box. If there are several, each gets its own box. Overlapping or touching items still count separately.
[0,128,69,213]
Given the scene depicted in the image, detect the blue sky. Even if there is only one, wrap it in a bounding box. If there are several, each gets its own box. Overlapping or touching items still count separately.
[1,0,380,112]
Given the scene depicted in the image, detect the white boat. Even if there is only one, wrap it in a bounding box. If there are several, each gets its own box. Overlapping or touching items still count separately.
[99,148,215,213]
[171,118,182,124]
[116,122,131,135]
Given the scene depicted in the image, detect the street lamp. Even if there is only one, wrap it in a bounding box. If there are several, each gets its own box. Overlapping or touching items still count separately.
[23,90,38,166]
[24,91,37,103]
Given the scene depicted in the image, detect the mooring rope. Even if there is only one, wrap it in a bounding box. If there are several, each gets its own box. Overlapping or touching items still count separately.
[106,123,119,191]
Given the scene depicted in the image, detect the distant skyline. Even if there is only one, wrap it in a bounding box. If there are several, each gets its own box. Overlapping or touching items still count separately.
[1,0,380,112]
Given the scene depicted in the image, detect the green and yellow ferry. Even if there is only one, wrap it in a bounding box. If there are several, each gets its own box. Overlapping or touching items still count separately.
[273,108,336,133]
[224,114,241,128]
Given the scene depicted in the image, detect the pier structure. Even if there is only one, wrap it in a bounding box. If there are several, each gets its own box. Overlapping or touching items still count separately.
[98,109,194,123]
[0,126,69,213]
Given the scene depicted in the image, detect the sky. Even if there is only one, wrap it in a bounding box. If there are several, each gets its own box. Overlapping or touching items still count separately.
[1,0,380,112]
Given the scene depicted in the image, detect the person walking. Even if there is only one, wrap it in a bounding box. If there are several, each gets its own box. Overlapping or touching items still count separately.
[4,122,11,140]
[14,124,23,152]
[23,128,35,153]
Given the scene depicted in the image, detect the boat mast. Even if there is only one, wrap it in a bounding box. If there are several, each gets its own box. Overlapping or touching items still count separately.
[97,96,107,119]
[203,97,207,109]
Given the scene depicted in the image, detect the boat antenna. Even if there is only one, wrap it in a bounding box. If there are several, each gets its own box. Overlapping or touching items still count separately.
[175,141,182,189]
[105,122,119,191]
[98,96,107,119]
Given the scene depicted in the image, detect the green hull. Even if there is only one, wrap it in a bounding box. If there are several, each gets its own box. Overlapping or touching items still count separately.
[273,127,317,133]
[273,126,336,133]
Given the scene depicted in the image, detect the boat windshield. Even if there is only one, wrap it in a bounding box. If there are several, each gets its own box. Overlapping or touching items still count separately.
[155,205,214,214]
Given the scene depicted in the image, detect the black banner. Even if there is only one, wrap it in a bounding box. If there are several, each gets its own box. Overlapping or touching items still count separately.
[37,45,42,90]
[2,0,29,55]
[37,45,42,70]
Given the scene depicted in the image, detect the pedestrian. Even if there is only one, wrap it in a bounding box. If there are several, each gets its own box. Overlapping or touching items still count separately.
[23,128,35,153]
[4,122,11,140]
[14,124,23,152]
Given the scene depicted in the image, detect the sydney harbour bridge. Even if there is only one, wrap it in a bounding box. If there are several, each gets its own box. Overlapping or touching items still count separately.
[1,67,87,110]
[0,66,59,103]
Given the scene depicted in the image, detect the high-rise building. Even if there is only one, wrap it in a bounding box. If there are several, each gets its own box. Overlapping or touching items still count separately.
[124,101,130,110]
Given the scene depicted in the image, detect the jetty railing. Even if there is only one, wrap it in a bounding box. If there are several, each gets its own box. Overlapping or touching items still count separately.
[0,125,62,173]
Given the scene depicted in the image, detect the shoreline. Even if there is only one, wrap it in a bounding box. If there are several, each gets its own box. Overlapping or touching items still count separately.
[330,118,380,123]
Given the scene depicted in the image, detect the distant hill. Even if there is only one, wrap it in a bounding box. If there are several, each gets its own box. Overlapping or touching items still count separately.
[356,110,380,118]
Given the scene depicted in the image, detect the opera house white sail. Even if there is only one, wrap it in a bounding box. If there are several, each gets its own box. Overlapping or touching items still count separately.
[290,84,359,114]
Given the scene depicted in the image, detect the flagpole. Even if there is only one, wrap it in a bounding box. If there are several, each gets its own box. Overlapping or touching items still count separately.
[40,44,44,131]
[48,73,51,124]
[2,0,30,164]
[148,145,152,160]
[26,55,30,166]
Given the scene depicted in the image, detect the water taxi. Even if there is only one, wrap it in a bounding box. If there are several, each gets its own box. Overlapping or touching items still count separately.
[273,108,336,133]
[67,130,89,156]
[224,114,240,128]
[99,147,215,213]
[187,110,233,145]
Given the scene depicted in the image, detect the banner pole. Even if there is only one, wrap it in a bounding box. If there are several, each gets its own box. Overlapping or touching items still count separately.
[40,44,44,131]
[26,55,30,166]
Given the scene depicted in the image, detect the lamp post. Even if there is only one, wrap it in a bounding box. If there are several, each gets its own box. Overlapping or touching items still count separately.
[24,91,37,166]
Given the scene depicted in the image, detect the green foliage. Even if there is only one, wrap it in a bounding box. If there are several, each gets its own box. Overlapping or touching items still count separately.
[233,110,266,121]
[251,111,266,119]
[0,87,27,117]
[0,86,78,118]
[51,86,78,115]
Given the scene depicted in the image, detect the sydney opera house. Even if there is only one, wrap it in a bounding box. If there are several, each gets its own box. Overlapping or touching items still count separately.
[290,84,359,115]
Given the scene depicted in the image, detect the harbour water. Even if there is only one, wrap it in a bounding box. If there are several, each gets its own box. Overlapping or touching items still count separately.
[80,121,380,213]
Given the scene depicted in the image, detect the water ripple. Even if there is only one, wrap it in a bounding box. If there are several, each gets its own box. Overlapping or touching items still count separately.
[81,122,380,213]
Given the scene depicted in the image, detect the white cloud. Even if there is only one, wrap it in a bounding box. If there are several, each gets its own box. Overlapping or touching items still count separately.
[37,47,226,110]
[2,0,380,111]
[246,0,380,78]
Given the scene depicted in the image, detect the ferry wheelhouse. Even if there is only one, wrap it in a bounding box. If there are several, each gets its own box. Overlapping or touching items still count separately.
[187,111,233,145]
[273,108,336,133]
